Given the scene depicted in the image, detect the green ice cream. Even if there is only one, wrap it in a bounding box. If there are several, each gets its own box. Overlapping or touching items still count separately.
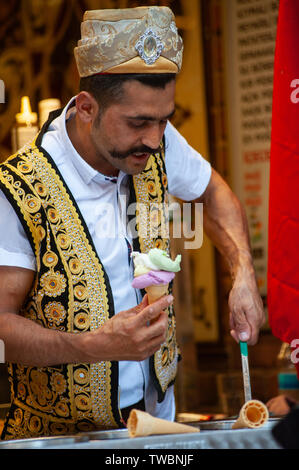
[147,248,181,272]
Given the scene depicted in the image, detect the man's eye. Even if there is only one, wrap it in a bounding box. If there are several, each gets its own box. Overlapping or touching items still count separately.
[129,121,146,128]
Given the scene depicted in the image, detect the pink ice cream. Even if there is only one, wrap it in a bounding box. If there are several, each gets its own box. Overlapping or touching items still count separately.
[131,270,175,289]
[131,248,181,291]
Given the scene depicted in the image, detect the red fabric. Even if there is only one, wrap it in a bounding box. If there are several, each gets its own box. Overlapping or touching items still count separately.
[268,0,299,345]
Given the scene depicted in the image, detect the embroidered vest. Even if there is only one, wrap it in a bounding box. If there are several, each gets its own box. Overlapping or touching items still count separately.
[0,118,179,440]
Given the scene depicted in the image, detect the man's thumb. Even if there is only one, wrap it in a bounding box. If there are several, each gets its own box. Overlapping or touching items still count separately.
[233,312,250,342]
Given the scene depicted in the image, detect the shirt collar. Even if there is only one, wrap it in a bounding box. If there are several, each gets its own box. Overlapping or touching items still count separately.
[47,96,128,187]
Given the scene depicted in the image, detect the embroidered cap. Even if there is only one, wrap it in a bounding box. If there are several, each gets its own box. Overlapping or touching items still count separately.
[74,6,183,77]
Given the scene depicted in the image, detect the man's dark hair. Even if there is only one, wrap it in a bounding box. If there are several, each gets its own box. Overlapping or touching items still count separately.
[79,73,176,112]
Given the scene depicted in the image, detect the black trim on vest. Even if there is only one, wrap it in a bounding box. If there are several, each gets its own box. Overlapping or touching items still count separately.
[34,141,122,427]
[1,104,123,428]
[128,152,170,404]
[35,109,122,427]
[36,106,67,147]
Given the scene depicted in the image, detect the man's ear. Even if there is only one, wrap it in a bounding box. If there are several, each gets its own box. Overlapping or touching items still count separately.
[75,91,100,124]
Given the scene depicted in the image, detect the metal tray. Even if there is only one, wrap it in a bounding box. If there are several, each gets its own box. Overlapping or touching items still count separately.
[0,429,131,449]
[0,435,84,449]
[78,428,129,441]
[185,417,281,431]
[0,418,281,449]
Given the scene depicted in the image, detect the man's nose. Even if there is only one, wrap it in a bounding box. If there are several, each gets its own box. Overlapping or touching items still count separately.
[141,124,164,150]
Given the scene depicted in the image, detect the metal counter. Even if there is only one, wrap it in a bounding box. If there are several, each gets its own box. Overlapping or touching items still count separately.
[0,418,282,449]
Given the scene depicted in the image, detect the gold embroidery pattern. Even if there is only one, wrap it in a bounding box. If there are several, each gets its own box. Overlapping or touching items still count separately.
[0,140,178,439]
[132,148,179,397]
[26,145,117,428]
[44,302,67,327]
[0,143,118,439]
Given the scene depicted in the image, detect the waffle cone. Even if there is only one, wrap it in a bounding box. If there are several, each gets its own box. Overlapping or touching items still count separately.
[145,284,169,304]
[232,399,269,429]
[127,409,199,438]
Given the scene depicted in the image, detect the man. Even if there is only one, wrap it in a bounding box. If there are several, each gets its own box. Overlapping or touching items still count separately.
[0,7,264,440]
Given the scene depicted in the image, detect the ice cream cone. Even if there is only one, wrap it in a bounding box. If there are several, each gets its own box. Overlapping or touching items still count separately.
[127,409,199,438]
[232,399,269,429]
[145,283,169,304]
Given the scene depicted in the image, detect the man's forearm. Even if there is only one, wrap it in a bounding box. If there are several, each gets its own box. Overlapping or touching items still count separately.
[0,294,172,366]
[200,168,253,278]
[199,168,265,344]
[0,312,91,366]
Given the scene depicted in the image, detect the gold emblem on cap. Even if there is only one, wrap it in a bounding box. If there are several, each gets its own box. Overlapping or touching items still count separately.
[135,28,164,65]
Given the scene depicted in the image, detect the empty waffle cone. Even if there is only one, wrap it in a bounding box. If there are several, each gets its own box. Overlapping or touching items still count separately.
[232,399,269,429]
[127,409,199,438]
[145,284,169,304]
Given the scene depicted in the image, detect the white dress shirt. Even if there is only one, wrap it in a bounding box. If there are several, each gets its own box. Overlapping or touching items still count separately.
[0,97,211,420]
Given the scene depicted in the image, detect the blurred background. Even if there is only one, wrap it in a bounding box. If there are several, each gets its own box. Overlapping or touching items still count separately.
[0,0,287,421]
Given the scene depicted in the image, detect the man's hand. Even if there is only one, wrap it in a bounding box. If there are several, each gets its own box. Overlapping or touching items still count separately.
[228,261,265,345]
[86,294,173,362]
[0,265,173,366]
[266,395,297,416]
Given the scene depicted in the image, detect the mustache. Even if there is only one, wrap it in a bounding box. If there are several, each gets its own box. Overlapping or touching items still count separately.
[109,145,161,160]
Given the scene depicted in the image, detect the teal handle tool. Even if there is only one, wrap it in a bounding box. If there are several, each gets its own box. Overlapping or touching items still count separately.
[240,341,252,402]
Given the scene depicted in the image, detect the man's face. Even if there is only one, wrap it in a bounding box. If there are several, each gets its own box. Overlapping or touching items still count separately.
[89,79,176,175]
